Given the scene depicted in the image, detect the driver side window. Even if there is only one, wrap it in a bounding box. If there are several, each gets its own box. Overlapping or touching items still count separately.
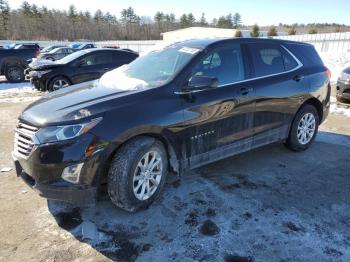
[191,44,245,86]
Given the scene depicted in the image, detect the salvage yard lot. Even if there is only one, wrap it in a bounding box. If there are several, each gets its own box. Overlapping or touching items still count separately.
[0,84,350,262]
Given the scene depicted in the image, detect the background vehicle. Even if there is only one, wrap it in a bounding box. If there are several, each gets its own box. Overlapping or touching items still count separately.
[336,66,350,102]
[14,38,330,212]
[69,43,96,50]
[41,45,66,53]
[26,48,138,91]
[14,43,40,50]
[38,47,75,61]
[0,46,40,82]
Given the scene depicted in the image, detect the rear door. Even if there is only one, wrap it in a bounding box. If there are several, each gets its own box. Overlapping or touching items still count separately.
[245,43,307,145]
[70,51,114,83]
[179,43,256,168]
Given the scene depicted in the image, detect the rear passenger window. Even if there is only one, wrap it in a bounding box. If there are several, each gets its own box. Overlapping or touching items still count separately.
[249,44,285,77]
[191,44,245,86]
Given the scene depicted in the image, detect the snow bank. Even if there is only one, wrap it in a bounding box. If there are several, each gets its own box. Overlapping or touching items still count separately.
[320,51,350,83]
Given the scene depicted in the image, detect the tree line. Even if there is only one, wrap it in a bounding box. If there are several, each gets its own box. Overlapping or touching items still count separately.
[0,0,347,41]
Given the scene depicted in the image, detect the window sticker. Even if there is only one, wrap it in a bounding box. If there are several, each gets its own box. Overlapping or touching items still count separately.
[179,47,200,55]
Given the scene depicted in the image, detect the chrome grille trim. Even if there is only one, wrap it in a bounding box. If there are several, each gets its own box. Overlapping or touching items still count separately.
[14,122,39,159]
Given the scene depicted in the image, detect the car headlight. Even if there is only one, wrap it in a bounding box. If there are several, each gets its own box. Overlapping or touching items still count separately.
[31,70,52,78]
[339,71,350,82]
[35,117,102,144]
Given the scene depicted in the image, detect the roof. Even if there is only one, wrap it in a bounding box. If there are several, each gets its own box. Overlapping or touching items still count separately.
[172,37,311,49]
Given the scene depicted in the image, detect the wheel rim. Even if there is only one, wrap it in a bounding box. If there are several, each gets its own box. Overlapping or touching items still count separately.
[8,67,22,81]
[133,150,163,201]
[297,113,316,145]
[52,79,69,90]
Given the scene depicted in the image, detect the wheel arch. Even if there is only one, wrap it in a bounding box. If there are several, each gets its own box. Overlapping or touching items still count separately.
[1,57,26,74]
[96,133,181,189]
[299,97,323,122]
[47,74,72,91]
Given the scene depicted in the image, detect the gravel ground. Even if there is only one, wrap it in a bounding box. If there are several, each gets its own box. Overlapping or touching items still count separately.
[0,85,350,262]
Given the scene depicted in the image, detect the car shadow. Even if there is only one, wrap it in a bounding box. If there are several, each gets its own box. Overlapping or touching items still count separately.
[47,131,350,262]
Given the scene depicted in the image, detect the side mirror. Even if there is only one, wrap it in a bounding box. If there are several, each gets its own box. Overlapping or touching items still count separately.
[186,75,218,93]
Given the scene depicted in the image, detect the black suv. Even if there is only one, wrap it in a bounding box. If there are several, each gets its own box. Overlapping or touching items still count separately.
[13,38,330,211]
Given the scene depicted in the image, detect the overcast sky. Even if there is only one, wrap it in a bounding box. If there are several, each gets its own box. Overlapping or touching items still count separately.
[9,0,350,26]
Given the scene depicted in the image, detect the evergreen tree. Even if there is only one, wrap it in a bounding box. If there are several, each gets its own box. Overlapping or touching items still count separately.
[235,29,242,37]
[200,13,207,26]
[250,24,260,37]
[180,14,189,28]
[187,13,195,26]
[267,25,277,36]
[232,12,241,28]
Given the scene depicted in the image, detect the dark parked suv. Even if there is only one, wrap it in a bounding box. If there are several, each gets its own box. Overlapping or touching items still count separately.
[13,38,330,211]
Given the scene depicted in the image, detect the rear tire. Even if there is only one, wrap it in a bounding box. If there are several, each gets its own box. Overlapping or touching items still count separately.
[285,104,319,151]
[5,64,25,83]
[108,137,168,212]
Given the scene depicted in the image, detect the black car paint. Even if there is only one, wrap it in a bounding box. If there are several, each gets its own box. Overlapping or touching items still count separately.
[14,38,330,205]
[27,48,138,91]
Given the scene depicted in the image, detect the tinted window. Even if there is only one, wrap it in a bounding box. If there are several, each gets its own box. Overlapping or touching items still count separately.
[285,43,324,66]
[281,48,298,71]
[112,51,137,62]
[78,52,113,67]
[249,44,285,77]
[191,44,245,85]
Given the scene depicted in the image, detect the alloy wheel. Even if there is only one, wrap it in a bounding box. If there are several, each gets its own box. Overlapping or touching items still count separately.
[133,150,163,201]
[8,67,22,81]
[52,79,69,90]
[297,113,316,145]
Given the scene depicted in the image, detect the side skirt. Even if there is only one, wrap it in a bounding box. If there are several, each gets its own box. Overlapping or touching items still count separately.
[182,125,289,170]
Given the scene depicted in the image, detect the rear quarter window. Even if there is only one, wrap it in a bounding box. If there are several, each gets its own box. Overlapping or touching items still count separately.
[284,43,324,67]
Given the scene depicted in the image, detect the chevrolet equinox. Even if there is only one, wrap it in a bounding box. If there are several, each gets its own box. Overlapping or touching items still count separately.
[13,38,331,212]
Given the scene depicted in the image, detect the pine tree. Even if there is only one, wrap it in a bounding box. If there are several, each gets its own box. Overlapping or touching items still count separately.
[187,13,195,26]
[200,13,207,26]
[250,24,260,37]
[267,25,277,36]
[180,14,189,28]
[235,29,242,37]
[232,13,242,29]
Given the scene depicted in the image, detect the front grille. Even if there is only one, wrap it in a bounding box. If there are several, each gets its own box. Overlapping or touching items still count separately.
[14,122,39,158]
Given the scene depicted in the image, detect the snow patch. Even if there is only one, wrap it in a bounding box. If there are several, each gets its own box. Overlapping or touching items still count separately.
[320,51,350,83]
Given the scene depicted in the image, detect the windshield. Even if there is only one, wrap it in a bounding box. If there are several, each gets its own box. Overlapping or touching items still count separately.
[56,49,89,64]
[113,46,200,88]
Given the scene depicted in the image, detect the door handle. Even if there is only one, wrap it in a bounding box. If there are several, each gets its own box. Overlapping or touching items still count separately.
[240,87,253,95]
[293,75,304,82]
[103,68,110,71]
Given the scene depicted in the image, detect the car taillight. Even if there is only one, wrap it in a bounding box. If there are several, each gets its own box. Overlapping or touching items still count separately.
[325,67,331,79]
[34,48,40,58]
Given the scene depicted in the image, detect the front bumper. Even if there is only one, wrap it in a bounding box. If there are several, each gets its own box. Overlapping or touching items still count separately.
[14,159,97,205]
[12,133,106,206]
[336,80,350,100]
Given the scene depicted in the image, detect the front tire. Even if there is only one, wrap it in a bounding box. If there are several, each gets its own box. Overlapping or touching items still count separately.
[5,64,25,83]
[285,104,319,151]
[108,137,168,212]
[48,76,71,91]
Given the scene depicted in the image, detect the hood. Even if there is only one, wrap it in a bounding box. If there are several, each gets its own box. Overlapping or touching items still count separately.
[29,59,63,70]
[19,78,148,127]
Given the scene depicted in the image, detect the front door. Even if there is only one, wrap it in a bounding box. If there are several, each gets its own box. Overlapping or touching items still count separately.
[178,43,256,168]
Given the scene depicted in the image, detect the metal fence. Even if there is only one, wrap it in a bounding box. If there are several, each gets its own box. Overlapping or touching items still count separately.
[1,31,350,53]
[274,32,350,53]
